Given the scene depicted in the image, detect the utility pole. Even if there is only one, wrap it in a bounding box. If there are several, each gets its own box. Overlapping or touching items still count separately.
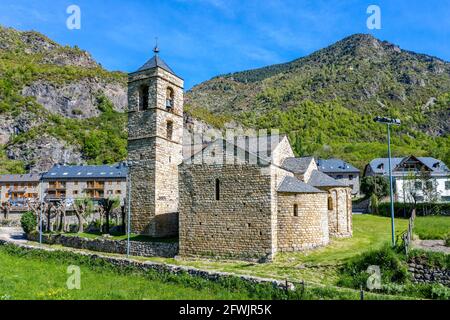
[374,116,401,247]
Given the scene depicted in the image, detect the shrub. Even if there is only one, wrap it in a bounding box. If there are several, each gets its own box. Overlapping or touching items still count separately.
[361,176,389,199]
[445,234,450,247]
[337,244,409,289]
[20,211,37,234]
[377,202,450,217]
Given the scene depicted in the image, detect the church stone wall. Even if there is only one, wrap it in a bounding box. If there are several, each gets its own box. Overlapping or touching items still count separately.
[127,63,183,238]
[326,187,352,238]
[277,192,329,251]
[179,164,276,261]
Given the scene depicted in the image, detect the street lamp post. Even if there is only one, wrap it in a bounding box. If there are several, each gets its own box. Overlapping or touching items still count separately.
[374,116,401,247]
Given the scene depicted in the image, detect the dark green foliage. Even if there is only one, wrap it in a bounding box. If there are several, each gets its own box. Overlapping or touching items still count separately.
[376,202,450,217]
[20,211,37,234]
[0,26,127,173]
[186,34,450,170]
[361,176,390,199]
[337,244,409,289]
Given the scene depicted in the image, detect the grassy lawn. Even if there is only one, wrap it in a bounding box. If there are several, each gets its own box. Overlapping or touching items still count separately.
[25,215,442,288]
[0,248,252,300]
[139,215,410,285]
[414,216,450,240]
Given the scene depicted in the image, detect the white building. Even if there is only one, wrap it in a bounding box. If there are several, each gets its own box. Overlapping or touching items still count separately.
[364,156,450,203]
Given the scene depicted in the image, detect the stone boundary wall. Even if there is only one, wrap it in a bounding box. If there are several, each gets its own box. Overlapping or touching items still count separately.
[26,233,178,258]
[0,239,293,292]
[408,258,450,286]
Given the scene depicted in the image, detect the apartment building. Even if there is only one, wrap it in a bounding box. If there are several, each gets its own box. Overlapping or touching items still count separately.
[41,164,128,204]
[0,174,42,206]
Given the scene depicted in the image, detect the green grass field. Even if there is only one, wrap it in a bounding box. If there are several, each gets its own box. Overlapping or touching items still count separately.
[414,216,450,240]
[0,248,253,300]
[5,214,447,300]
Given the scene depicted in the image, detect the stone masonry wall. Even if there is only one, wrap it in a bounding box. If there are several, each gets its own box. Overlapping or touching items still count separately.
[27,232,178,258]
[277,192,329,251]
[408,257,450,286]
[179,164,276,261]
[326,187,352,238]
[127,66,183,237]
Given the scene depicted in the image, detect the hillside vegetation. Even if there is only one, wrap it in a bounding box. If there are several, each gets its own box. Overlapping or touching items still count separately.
[186,34,450,169]
[0,26,127,173]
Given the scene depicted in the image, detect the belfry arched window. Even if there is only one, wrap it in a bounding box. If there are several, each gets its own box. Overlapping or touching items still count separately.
[166,87,174,110]
[166,120,173,140]
[139,84,149,111]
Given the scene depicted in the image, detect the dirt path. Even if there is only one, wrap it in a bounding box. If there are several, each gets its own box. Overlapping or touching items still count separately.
[412,240,450,254]
[0,227,27,243]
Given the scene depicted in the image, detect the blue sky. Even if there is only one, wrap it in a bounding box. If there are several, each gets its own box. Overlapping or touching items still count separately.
[0,0,449,89]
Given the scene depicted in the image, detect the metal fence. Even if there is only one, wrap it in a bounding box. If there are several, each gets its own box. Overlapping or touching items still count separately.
[402,209,416,255]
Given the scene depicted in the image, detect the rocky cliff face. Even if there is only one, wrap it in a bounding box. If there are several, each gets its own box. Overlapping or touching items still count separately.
[0,26,129,173]
[22,79,127,119]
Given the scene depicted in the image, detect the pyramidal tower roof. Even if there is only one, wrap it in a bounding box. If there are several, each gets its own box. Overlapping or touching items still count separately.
[135,43,178,76]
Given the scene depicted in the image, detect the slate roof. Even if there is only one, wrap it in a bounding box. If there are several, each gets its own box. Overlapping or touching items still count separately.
[42,164,128,180]
[307,170,349,188]
[277,176,324,194]
[0,174,42,183]
[317,159,360,173]
[136,54,177,75]
[367,157,449,176]
[282,157,314,174]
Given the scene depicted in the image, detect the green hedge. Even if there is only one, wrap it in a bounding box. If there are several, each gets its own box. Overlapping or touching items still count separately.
[376,202,450,217]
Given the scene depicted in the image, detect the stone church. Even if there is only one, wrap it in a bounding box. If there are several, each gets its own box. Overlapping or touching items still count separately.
[127,50,352,261]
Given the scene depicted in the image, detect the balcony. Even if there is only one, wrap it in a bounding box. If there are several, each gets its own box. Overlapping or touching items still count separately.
[85,182,105,190]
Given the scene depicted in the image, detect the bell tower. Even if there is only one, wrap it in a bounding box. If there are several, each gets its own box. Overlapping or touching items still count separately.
[127,45,184,237]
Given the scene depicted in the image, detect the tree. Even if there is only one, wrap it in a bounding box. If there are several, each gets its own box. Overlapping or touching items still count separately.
[98,197,120,234]
[418,168,441,215]
[361,176,389,199]
[54,200,68,232]
[1,202,11,220]
[20,211,37,234]
[73,197,94,233]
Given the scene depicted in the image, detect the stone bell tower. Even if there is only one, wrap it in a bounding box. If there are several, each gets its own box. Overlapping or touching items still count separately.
[127,45,184,237]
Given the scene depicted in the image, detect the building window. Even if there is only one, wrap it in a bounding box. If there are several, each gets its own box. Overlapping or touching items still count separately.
[445,181,450,190]
[415,181,422,190]
[349,175,354,181]
[166,87,174,110]
[139,85,149,111]
[74,182,78,186]
[328,196,333,210]
[337,175,343,179]
[293,204,298,217]
[166,121,173,140]
[73,190,79,195]
[116,190,122,195]
[215,179,220,201]
[441,196,450,202]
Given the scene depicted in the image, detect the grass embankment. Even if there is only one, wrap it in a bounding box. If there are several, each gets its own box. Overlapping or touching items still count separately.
[0,244,407,300]
[414,216,450,240]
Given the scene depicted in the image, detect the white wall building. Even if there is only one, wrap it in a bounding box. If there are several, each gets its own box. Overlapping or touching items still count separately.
[364,156,450,203]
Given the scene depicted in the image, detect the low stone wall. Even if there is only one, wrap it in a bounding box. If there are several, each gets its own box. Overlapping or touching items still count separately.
[27,233,179,258]
[408,257,450,286]
[0,239,294,292]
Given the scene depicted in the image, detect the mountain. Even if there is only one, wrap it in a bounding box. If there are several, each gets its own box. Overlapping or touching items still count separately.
[0,28,449,174]
[185,34,450,168]
[0,26,129,173]
[0,26,215,174]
